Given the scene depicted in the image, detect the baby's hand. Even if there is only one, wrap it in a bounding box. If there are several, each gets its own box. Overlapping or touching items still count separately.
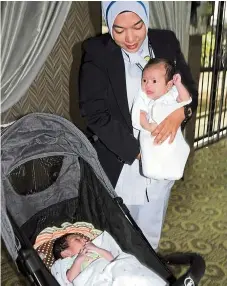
[84,242,99,252]
[173,74,181,86]
[148,122,157,133]
[74,252,86,263]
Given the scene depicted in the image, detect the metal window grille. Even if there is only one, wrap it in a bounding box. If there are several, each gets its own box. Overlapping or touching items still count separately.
[195,1,227,149]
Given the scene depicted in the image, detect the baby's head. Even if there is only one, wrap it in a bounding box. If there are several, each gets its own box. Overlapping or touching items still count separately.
[141,58,176,100]
[53,233,89,259]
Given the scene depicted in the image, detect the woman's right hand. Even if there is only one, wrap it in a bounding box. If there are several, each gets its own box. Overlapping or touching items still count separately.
[136,153,141,160]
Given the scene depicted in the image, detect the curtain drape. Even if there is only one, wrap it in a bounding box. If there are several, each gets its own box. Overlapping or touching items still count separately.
[1,1,72,113]
[149,1,192,60]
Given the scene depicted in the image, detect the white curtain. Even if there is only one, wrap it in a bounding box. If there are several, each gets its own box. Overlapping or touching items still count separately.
[1,1,72,113]
[149,1,192,60]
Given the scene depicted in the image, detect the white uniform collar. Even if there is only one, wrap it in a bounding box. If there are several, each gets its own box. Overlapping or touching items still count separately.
[122,36,149,65]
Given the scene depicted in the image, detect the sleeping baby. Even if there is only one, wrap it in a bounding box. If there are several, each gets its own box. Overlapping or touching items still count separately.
[51,231,168,286]
[52,233,113,283]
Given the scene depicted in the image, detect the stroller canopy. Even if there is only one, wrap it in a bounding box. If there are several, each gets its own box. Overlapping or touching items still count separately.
[1,113,114,260]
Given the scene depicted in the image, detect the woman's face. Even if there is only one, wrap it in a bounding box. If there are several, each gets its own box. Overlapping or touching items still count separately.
[112,12,146,53]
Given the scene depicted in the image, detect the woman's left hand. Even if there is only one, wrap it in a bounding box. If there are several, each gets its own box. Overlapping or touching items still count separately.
[152,107,185,144]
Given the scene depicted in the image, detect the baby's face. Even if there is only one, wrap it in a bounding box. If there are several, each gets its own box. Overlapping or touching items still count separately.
[141,63,171,100]
[66,235,87,255]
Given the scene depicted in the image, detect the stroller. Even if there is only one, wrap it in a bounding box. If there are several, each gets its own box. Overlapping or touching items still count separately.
[1,113,205,286]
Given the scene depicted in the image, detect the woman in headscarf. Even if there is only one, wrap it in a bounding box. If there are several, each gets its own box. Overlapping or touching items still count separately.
[79,1,198,250]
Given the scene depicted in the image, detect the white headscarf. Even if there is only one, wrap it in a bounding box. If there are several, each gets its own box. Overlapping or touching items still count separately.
[102,1,151,76]
[102,1,149,37]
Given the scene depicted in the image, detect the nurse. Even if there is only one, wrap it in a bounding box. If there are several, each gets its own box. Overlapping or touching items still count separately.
[79,1,198,250]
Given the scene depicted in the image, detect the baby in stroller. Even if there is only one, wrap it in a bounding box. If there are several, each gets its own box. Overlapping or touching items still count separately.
[51,230,168,286]
[1,113,205,286]
[52,233,114,282]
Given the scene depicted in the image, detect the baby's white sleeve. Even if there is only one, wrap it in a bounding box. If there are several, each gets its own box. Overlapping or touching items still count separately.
[51,258,74,285]
[171,85,192,105]
[131,96,148,130]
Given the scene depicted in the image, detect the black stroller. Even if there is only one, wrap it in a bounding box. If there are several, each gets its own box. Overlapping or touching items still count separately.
[1,113,205,286]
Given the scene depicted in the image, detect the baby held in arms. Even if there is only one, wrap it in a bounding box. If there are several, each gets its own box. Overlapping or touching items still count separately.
[132,58,192,180]
[139,58,191,133]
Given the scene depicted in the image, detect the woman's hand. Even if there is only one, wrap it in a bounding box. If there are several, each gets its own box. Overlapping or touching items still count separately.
[152,107,185,144]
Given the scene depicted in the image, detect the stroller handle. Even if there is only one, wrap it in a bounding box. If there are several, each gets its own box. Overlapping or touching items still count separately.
[163,252,206,286]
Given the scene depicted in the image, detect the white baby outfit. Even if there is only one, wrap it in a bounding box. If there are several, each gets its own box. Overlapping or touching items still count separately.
[132,86,192,180]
